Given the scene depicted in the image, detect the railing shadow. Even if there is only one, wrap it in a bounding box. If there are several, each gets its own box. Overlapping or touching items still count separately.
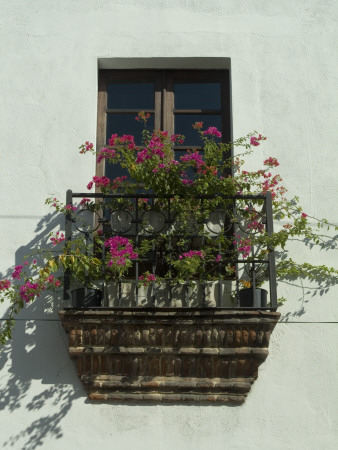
[0,211,83,449]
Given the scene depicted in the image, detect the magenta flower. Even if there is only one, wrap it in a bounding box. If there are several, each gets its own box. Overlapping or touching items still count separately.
[97,148,116,163]
[64,204,77,212]
[250,135,266,146]
[192,121,203,130]
[50,231,65,246]
[203,127,222,138]
[12,265,23,280]
[0,279,11,291]
[80,198,91,206]
[233,234,252,259]
[182,179,194,185]
[108,133,118,146]
[180,151,205,168]
[264,157,279,167]
[105,236,138,267]
[179,250,205,260]
[19,281,42,303]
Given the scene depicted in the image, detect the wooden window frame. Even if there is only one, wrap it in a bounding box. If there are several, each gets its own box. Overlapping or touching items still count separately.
[96,69,231,178]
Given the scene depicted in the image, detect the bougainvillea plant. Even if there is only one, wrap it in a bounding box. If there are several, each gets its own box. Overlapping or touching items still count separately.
[1,112,337,344]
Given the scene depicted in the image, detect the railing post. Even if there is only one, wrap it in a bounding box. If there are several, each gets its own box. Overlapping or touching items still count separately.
[63,189,73,300]
[265,192,278,310]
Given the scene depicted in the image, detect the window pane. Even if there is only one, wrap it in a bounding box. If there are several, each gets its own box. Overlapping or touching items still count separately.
[175,115,222,146]
[107,83,154,109]
[106,161,129,181]
[106,114,154,145]
[174,83,221,110]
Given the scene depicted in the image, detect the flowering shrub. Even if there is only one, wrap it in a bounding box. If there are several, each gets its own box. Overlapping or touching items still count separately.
[1,112,338,345]
[172,251,206,281]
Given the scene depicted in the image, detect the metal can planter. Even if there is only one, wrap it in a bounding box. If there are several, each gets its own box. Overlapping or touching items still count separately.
[239,288,268,308]
[71,288,102,308]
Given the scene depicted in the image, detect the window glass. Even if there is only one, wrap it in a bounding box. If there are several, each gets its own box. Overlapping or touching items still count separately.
[107,83,154,109]
[174,83,221,110]
[105,161,129,181]
[106,114,154,145]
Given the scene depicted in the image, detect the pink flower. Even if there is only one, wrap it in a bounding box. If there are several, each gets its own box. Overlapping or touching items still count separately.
[64,204,77,212]
[80,198,91,206]
[105,236,138,267]
[19,281,41,303]
[79,141,94,154]
[250,136,260,146]
[215,254,222,263]
[12,265,23,280]
[250,135,266,147]
[264,157,279,167]
[50,231,65,246]
[170,134,185,144]
[108,133,118,146]
[135,111,150,122]
[182,178,194,185]
[97,148,116,163]
[179,250,205,260]
[0,279,11,291]
[92,176,111,188]
[192,121,203,130]
[301,213,308,218]
[180,151,205,168]
[233,234,252,259]
[203,127,222,138]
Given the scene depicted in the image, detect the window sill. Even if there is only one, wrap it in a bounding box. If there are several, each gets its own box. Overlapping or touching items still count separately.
[59,308,280,404]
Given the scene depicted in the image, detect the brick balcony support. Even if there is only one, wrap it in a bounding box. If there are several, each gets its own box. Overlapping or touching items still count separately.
[59,308,280,404]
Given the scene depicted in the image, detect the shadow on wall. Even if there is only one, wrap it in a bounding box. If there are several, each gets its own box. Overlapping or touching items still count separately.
[0,212,337,447]
[0,211,83,449]
[275,233,338,322]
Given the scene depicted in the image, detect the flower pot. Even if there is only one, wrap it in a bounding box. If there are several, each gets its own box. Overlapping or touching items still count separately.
[239,288,268,308]
[71,288,102,308]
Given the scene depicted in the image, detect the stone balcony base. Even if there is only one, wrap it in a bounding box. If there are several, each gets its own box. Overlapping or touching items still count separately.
[59,308,280,404]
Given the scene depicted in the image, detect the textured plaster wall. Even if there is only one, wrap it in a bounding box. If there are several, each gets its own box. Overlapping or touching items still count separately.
[0,1,337,449]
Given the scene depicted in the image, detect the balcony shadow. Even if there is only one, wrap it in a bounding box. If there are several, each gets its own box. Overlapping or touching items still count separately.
[0,211,83,449]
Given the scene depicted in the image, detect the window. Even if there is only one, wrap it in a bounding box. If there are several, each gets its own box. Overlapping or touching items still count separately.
[96,69,231,179]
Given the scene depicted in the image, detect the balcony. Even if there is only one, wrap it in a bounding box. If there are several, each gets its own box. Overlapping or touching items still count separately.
[59,190,280,403]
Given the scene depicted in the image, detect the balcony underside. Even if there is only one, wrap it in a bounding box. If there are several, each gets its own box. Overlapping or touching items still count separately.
[59,308,280,404]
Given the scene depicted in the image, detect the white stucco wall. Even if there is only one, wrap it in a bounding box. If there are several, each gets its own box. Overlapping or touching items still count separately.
[0,1,337,449]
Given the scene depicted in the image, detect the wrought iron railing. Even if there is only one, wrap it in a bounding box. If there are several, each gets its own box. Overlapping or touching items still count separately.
[64,190,277,310]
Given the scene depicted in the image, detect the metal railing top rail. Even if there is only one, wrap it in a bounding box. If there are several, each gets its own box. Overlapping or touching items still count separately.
[69,191,270,200]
